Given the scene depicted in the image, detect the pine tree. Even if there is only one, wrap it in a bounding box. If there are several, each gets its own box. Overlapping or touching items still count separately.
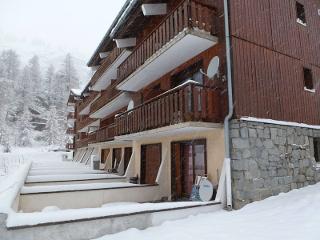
[44,65,55,105]
[28,55,42,95]
[64,53,79,91]
[0,50,20,82]
[43,106,65,146]
[17,107,34,147]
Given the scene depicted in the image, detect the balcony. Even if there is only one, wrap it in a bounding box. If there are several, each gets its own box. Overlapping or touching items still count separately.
[66,128,75,135]
[88,124,116,144]
[78,91,100,115]
[117,0,217,92]
[89,82,121,116]
[77,116,100,133]
[90,90,131,119]
[90,47,131,91]
[75,138,89,149]
[115,82,221,136]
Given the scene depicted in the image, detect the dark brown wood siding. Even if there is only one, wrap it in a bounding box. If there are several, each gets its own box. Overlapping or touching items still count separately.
[230,0,320,124]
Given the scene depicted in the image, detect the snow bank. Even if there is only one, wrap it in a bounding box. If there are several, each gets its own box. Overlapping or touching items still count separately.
[0,161,31,214]
[6,201,209,228]
[94,183,320,240]
[241,117,320,130]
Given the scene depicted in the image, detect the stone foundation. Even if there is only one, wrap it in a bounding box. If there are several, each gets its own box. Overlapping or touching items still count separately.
[230,119,320,209]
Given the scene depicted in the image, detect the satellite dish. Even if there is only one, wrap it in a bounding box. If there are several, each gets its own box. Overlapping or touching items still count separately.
[127,100,134,111]
[207,56,220,79]
[199,179,214,202]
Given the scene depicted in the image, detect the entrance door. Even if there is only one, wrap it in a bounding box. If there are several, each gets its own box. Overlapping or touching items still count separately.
[171,139,206,200]
[141,144,161,184]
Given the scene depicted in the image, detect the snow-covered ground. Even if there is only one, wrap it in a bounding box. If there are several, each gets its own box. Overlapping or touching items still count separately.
[2,148,319,240]
[94,183,320,240]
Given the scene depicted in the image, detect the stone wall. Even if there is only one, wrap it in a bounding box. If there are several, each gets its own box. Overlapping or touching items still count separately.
[230,120,320,209]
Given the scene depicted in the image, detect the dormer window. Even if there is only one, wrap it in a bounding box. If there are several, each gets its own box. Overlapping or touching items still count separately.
[296,2,307,26]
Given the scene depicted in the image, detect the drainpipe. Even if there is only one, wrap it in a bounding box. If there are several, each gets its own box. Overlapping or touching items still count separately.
[223,0,233,210]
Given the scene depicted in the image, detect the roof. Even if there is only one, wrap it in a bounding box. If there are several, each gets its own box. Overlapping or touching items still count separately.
[87,0,139,67]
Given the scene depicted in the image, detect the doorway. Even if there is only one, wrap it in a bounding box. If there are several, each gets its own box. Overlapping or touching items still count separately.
[123,147,133,175]
[112,148,122,171]
[141,144,162,184]
[101,149,110,164]
[171,139,207,200]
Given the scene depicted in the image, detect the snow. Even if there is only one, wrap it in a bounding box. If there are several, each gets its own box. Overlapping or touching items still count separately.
[304,87,316,93]
[41,206,61,212]
[6,201,210,228]
[0,161,31,214]
[71,88,82,96]
[241,117,320,130]
[28,169,106,176]
[21,182,137,194]
[94,183,320,240]
[0,149,67,213]
[26,173,122,183]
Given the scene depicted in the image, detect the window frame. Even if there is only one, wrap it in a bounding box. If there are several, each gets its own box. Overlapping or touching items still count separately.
[296,1,307,26]
[303,67,315,93]
[314,138,320,166]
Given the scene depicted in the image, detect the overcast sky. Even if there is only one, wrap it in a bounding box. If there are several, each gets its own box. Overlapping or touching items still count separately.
[0,0,127,60]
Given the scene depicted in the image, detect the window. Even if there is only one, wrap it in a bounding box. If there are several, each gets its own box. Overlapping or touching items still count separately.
[171,61,204,88]
[314,138,320,163]
[296,2,307,25]
[303,68,314,91]
[141,144,161,184]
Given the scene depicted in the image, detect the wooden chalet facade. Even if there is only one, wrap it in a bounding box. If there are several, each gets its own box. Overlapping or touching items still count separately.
[66,0,320,209]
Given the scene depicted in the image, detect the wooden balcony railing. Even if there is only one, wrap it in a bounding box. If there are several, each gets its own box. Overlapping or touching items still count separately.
[115,82,221,136]
[67,128,75,135]
[117,0,215,82]
[75,138,89,149]
[78,91,99,113]
[77,116,97,131]
[90,47,123,87]
[89,124,116,143]
[67,112,75,120]
[90,83,120,115]
[88,131,97,144]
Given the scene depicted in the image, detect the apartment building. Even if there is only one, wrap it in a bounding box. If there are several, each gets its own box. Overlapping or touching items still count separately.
[67,0,320,209]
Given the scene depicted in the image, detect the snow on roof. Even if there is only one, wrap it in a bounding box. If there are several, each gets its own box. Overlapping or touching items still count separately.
[87,0,138,66]
[70,89,82,96]
[241,117,320,130]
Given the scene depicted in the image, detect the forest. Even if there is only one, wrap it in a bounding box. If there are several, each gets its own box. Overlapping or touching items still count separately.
[0,49,79,152]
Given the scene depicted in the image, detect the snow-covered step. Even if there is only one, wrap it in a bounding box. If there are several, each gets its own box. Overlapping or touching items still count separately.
[25,173,127,186]
[27,169,106,176]
[5,201,221,240]
[21,182,136,194]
